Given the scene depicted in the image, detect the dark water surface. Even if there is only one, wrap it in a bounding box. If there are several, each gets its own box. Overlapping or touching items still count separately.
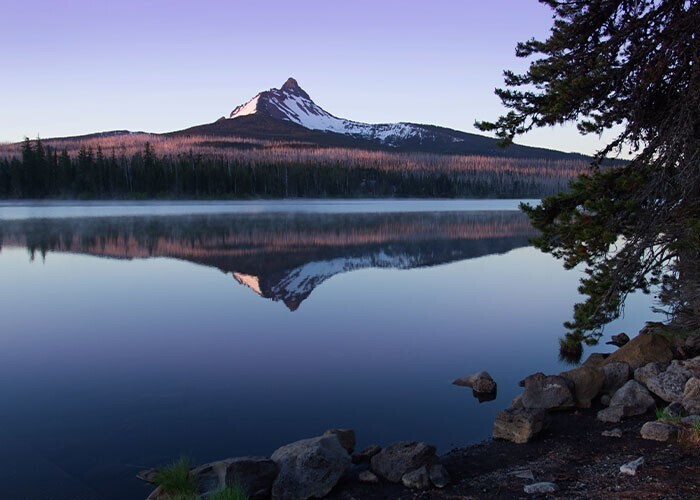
[0,201,656,499]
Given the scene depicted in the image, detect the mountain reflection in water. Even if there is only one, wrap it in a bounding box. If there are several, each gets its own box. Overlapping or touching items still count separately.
[1,211,535,310]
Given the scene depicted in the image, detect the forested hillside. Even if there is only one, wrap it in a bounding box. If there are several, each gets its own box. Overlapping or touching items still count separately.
[0,135,588,199]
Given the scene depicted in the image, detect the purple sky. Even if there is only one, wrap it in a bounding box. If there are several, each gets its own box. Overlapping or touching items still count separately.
[1,0,613,155]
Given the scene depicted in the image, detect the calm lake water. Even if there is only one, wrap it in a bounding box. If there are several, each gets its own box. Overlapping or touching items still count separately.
[0,200,657,499]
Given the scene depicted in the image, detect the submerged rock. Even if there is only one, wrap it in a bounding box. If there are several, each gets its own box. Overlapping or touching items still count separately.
[602,428,623,438]
[607,332,630,347]
[452,371,497,394]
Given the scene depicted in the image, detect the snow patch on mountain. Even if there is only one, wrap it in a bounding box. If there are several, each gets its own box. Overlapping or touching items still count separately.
[228,77,461,147]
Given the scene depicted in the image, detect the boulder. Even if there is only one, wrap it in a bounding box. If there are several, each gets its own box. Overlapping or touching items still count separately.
[634,362,667,386]
[492,407,547,443]
[401,466,431,490]
[189,460,229,496]
[524,482,559,494]
[596,380,655,422]
[323,429,356,455]
[607,332,630,347]
[560,365,605,408]
[666,401,685,418]
[452,371,497,393]
[600,362,631,396]
[581,352,609,369]
[682,415,700,425]
[521,373,575,410]
[370,441,438,483]
[640,421,678,442]
[620,457,644,476]
[428,464,450,488]
[352,444,381,464]
[682,377,700,415]
[603,333,673,370]
[271,435,350,500]
[225,457,279,500]
[646,369,690,403]
[672,356,700,378]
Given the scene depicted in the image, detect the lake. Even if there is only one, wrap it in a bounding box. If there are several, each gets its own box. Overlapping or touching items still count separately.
[0,200,657,499]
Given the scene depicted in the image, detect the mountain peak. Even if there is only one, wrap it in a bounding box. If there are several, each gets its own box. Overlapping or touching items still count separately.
[280,77,310,99]
[281,77,300,90]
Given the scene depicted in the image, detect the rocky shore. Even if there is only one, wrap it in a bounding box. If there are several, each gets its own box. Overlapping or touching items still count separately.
[142,325,700,499]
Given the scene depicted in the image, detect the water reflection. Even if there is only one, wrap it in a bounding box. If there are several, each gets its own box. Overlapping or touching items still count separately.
[1,211,535,310]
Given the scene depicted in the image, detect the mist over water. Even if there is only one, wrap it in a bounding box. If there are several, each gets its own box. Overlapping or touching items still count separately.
[0,201,656,499]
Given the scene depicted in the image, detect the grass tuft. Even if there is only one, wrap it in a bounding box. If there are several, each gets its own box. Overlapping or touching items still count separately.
[655,407,682,425]
[209,485,249,500]
[153,456,198,496]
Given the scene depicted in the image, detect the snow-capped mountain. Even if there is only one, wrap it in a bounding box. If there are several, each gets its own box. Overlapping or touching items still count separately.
[228,77,454,148]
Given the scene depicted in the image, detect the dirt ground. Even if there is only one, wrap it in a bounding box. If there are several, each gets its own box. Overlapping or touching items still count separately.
[327,406,700,499]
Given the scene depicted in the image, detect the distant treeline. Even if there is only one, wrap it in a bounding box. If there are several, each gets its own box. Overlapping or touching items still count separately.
[0,137,588,199]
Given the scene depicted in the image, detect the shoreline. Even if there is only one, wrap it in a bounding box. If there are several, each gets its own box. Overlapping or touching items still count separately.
[144,328,700,499]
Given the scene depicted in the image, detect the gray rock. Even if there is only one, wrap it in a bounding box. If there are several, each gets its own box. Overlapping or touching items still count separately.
[428,464,450,488]
[225,457,279,500]
[682,415,700,425]
[600,394,611,406]
[136,468,158,484]
[352,444,381,464]
[597,380,655,422]
[634,362,667,386]
[271,435,350,500]
[646,369,690,403]
[190,460,228,496]
[581,352,609,369]
[357,470,379,484]
[666,401,685,418]
[680,357,700,378]
[401,466,431,490]
[602,428,623,438]
[603,333,673,370]
[511,393,524,408]
[607,332,630,347]
[640,421,678,442]
[560,365,605,408]
[620,456,644,476]
[493,407,547,443]
[370,441,438,483]
[597,405,625,423]
[683,377,700,414]
[323,429,356,455]
[601,362,631,396]
[523,482,559,494]
[452,371,497,393]
[521,373,575,410]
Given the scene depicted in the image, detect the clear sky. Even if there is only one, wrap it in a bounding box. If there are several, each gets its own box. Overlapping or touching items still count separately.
[1,0,613,155]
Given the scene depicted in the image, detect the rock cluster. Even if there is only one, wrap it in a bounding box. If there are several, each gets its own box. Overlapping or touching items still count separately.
[144,430,450,499]
[493,331,700,444]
